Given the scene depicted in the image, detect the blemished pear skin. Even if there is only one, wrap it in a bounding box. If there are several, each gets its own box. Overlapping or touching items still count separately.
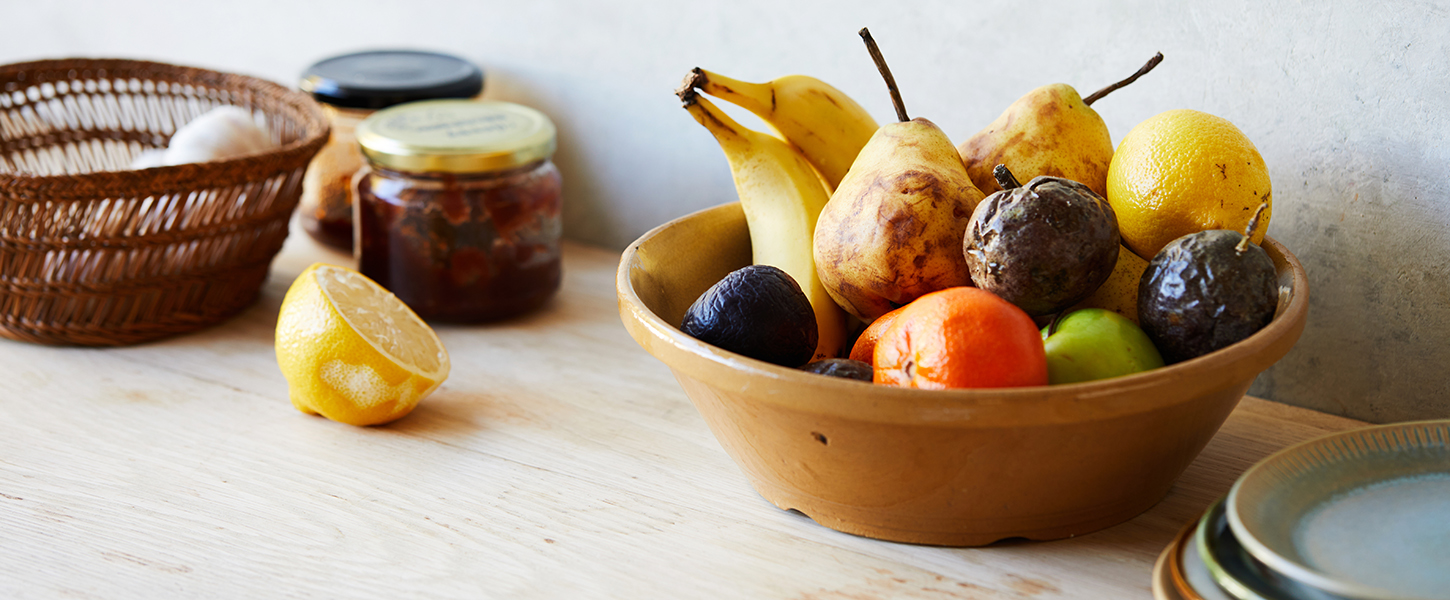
[813,28,986,322]
[957,53,1163,199]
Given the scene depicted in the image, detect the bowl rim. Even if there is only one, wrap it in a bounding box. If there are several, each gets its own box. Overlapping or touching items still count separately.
[618,202,1309,426]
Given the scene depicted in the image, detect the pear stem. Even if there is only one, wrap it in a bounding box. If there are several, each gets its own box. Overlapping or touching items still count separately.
[993,164,1022,190]
[859,28,909,122]
[1083,52,1164,106]
[1236,203,1270,253]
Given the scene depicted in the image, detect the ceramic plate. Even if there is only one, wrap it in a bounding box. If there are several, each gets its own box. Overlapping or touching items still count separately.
[1177,512,1236,600]
[1227,420,1450,600]
[1153,526,1190,600]
[1196,499,1349,600]
[1159,501,1331,600]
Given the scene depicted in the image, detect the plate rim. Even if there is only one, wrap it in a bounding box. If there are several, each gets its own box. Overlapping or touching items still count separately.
[1225,419,1450,600]
[1195,498,1280,600]
[1164,514,1208,600]
[1155,524,1191,600]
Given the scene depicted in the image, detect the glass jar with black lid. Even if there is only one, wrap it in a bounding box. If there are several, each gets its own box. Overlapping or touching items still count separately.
[298,49,484,252]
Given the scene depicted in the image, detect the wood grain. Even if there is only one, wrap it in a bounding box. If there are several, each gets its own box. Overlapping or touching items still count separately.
[0,222,1364,599]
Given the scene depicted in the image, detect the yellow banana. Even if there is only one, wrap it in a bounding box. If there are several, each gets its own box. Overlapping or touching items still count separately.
[679,91,849,362]
[684,68,878,190]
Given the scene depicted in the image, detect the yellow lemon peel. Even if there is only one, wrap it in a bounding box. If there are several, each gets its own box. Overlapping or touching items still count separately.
[276,264,449,426]
[1107,109,1272,260]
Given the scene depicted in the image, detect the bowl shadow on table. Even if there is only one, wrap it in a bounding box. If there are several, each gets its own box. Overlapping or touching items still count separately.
[618,202,1309,547]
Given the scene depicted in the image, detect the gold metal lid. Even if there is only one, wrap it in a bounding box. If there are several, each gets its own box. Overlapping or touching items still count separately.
[356,99,556,173]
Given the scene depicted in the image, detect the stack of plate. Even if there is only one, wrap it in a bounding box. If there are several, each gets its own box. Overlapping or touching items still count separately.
[1153,420,1449,600]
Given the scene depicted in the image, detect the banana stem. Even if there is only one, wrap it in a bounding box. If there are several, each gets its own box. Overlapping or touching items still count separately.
[1083,52,1164,106]
[859,27,909,122]
[676,68,708,104]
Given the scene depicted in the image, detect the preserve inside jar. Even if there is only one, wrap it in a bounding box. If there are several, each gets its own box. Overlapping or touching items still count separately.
[355,99,562,322]
[298,50,485,252]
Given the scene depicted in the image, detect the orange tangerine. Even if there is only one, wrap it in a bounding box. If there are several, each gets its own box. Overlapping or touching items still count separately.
[848,305,906,364]
[874,287,1047,389]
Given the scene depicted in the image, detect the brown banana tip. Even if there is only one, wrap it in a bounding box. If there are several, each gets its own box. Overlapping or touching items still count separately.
[675,68,709,104]
[674,80,698,105]
[677,88,698,107]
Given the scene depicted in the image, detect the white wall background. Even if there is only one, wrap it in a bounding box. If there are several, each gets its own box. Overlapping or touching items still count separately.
[6,0,1449,423]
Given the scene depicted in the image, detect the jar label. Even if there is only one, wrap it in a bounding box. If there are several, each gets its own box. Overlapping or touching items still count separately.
[379,107,534,145]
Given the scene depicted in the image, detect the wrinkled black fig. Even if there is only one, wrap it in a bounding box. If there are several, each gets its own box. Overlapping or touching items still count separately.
[963,165,1120,316]
[799,358,874,381]
[681,265,818,367]
[1138,229,1278,364]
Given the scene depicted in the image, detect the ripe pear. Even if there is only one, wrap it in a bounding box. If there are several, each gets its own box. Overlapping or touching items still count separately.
[957,53,1163,199]
[813,29,986,322]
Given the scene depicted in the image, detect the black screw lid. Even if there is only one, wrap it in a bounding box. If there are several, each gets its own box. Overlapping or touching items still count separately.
[299,49,485,110]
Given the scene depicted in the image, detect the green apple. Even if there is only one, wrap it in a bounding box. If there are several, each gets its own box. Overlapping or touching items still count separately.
[1040,308,1164,385]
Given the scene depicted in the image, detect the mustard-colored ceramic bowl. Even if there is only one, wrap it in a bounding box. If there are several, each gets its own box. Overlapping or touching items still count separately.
[617,202,1308,546]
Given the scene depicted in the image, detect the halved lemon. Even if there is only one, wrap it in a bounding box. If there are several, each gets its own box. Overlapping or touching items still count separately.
[275,264,450,426]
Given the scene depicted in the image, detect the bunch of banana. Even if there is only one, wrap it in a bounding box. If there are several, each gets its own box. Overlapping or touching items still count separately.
[676,87,854,361]
[682,68,878,190]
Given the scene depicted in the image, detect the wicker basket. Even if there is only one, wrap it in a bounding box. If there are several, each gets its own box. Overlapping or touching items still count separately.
[0,59,330,346]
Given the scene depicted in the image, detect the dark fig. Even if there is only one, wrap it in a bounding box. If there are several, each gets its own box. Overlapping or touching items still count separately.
[681,265,818,368]
[1137,212,1278,364]
[963,165,1120,316]
[800,358,874,381]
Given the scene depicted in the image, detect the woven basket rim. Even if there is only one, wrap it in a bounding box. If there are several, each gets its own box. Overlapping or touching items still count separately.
[0,57,331,201]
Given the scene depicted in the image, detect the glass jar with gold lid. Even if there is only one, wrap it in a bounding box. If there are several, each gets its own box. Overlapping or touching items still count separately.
[354,99,562,322]
[298,50,484,252]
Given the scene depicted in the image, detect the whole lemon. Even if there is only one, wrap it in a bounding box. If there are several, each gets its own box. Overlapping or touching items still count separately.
[1107,109,1272,260]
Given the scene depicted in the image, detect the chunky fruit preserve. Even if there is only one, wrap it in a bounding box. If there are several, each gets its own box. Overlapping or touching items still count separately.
[356,163,562,321]
[353,99,562,322]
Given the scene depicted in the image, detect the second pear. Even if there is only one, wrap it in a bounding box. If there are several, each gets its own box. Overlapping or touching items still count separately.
[957,53,1163,198]
[813,29,985,322]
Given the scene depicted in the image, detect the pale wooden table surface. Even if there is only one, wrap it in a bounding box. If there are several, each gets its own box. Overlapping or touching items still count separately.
[0,225,1364,599]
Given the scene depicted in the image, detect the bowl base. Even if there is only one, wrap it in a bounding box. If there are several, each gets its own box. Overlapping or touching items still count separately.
[757,479,1171,546]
